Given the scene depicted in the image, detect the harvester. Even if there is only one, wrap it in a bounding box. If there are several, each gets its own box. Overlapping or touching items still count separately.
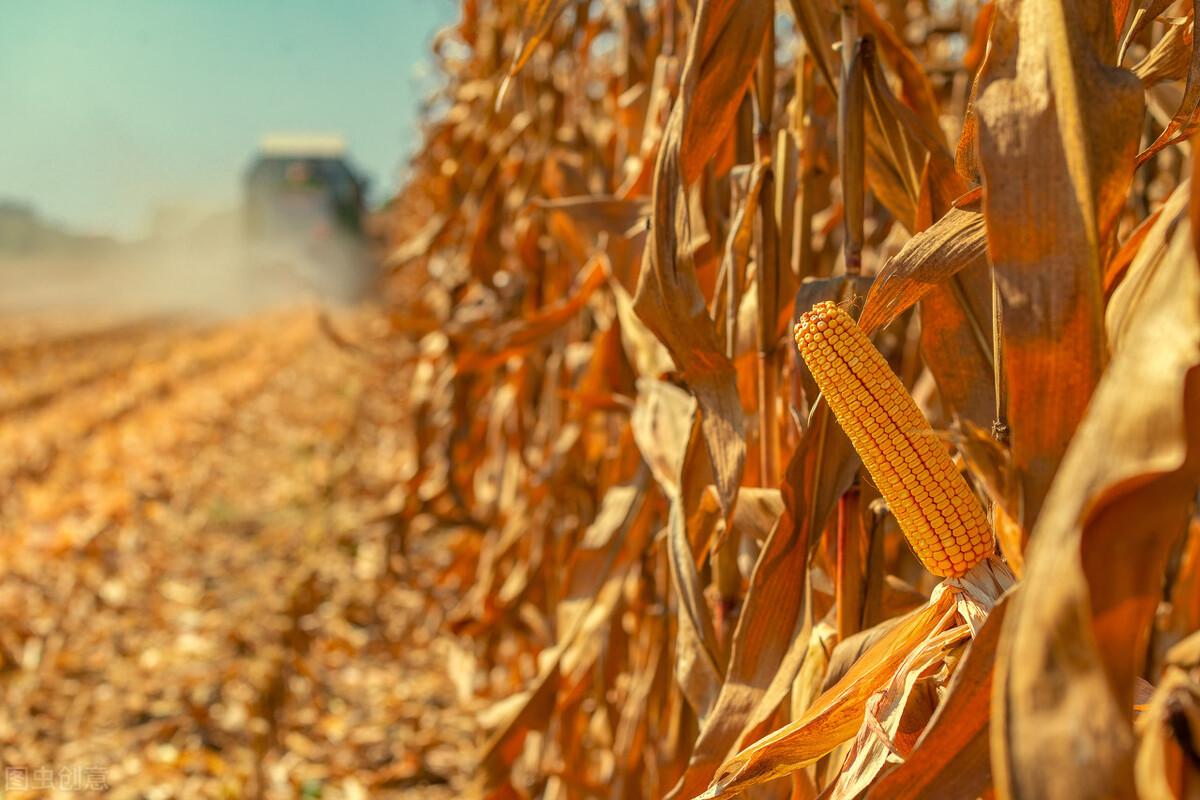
[243,134,371,301]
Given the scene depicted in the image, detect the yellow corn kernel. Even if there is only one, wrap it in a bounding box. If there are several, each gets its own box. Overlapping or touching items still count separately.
[794,300,992,577]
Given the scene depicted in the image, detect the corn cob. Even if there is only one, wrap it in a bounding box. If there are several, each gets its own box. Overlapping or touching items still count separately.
[793,301,992,577]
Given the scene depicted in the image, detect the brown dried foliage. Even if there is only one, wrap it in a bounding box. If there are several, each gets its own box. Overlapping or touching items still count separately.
[383,0,1200,796]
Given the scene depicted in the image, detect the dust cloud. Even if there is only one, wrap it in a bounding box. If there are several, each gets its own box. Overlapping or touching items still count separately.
[0,207,375,320]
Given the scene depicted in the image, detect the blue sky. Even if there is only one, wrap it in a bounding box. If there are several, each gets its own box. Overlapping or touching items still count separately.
[0,1,459,238]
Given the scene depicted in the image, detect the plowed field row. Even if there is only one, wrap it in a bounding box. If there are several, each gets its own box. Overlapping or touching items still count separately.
[0,308,473,799]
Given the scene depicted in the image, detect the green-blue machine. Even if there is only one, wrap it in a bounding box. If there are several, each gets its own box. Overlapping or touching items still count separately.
[244,135,370,301]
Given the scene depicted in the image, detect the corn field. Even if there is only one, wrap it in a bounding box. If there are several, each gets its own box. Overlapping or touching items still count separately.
[382,0,1200,797]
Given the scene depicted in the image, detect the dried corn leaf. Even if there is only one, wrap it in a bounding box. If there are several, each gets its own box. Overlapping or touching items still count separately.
[994,181,1200,798]
[857,208,988,336]
[867,593,1011,799]
[826,624,969,799]
[975,0,1143,531]
[1136,6,1200,165]
[636,0,772,514]
[456,258,608,371]
[632,379,725,720]
[677,0,773,185]
[1132,12,1193,88]
[1135,631,1200,797]
[696,586,962,799]
[1120,0,1182,65]
[666,403,859,799]
[503,0,573,93]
